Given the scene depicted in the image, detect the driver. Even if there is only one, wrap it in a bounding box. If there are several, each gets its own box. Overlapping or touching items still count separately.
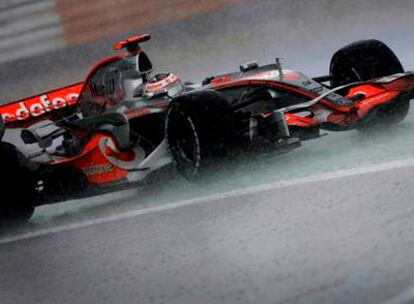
[142,72,185,99]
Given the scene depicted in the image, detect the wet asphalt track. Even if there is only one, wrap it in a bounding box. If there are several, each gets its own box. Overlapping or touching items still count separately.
[1,157,414,304]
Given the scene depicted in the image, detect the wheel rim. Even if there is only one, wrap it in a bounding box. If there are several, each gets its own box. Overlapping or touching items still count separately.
[168,110,201,178]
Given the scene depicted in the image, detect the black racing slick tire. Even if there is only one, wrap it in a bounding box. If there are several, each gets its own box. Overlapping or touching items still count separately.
[330,39,409,128]
[330,39,404,88]
[165,90,235,181]
[0,143,35,225]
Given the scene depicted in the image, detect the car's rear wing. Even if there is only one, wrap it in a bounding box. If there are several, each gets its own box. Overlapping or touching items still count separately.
[0,82,83,128]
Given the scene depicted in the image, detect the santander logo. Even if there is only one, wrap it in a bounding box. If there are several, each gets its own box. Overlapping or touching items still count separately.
[0,83,83,123]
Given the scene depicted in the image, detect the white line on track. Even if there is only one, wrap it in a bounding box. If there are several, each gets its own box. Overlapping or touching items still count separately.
[1,158,414,245]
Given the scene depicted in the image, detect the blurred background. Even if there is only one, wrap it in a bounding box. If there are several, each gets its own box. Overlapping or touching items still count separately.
[1,0,414,102]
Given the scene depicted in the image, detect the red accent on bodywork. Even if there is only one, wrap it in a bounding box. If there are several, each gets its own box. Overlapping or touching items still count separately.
[106,147,136,162]
[50,134,105,165]
[51,134,129,185]
[381,74,414,92]
[285,113,318,127]
[357,91,400,118]
[347,76,414,119]
[0,83,83,126]
[326,112,345,125]
[347,84,384,98]
[113,34,151,50]
[211,76,232,85]
[284,74,301,80]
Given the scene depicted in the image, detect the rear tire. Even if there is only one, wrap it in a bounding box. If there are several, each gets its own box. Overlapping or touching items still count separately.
[165,90,235,181]
[0,143,35,225]
[330,39,409,129]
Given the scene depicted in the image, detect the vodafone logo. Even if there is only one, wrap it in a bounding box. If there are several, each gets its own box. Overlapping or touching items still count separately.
[1,93,79,123]
[0,83,83,124]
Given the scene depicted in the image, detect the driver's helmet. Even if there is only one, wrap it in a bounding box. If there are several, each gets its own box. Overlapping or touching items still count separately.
[143,72,185,99]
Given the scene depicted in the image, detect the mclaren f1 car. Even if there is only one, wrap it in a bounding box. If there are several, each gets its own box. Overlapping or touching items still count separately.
[0,35,412,223]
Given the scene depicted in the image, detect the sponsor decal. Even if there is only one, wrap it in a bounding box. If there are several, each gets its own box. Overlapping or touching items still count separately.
[145,74,179,93]
[243,70,296,81]
[248,70,281,80]
[0,84,83,123]
[82,163,115,176]
[210,70,299,85]
[99,137,146,170]
[211,76,232,85]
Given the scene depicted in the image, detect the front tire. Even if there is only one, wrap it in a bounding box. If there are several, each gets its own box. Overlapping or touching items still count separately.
[166,90,235,181]
[330,39,404,88]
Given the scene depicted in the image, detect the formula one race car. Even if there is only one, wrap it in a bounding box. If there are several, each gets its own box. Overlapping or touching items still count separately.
[0,35,412,224]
